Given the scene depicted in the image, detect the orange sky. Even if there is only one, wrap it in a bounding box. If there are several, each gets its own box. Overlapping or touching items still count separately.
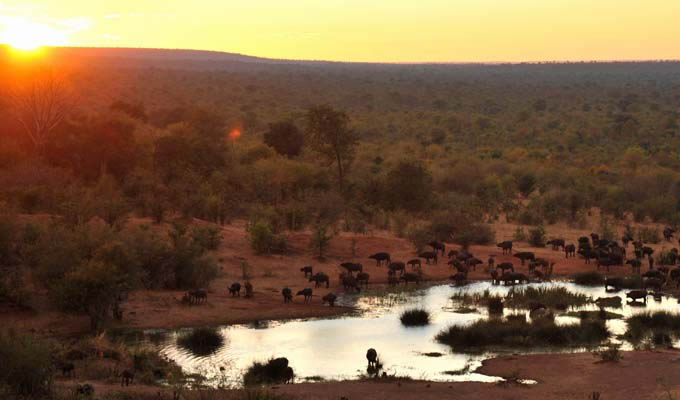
[1,0,679,62]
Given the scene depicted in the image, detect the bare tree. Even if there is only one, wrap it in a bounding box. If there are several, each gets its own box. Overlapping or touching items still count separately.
[9,73,75,151]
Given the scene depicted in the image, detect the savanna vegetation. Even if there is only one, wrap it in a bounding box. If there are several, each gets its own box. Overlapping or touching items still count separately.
[3,48,680,398]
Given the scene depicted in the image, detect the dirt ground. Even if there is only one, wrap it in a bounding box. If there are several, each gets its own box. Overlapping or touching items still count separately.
[62,350,680,400]
[5,216,678,336]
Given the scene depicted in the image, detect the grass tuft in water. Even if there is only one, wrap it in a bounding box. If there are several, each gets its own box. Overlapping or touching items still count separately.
[625,312,680,346]
[436,318,609,350]
[573,271,605,285]
[177,327,224,356]
[505,286,590,309]
[400,308,431,326]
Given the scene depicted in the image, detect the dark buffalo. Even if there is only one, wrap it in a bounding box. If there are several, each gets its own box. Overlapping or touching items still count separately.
[188,289,207,304]
[547,239,565,251]
[366,348,377,367]
[428,241,446,256]
[388,261,406,276]
[513,252,535,265]
[407,258,422,270]
[282,288,293,303]
[300,266,313,277]
[644,277,664,291]
[369,252,391,266]
[296,288,313,302]
[401,272,422,285]
[447,250,458,259]
[121,369,135,387]
[309,272,330,288]
[449,272,467,286]
[342,275,361,293]
[501,272,529,285]
[497,241,513,254]
[418,251,438,264]
[340,262,363,276]
[664,227,675,241]
[626,259,642,274]
[229,283,241,296]
[565,244,576,258]
[497,262,514,273]
[322,293,337,307]
[356,272,370,287]
[466,257,483,270]
[605,277,623,292]
[626,290,648,304]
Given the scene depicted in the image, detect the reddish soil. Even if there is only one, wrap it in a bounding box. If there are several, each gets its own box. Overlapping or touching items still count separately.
[60,350,680,400]
[5,217,677,336]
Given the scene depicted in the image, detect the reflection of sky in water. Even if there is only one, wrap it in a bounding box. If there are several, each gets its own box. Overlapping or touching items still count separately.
[147,281,680,387]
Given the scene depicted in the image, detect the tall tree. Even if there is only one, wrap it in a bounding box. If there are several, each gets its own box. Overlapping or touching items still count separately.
[306,105,358,191]
[264,120,304,157]
[9,73,76,151]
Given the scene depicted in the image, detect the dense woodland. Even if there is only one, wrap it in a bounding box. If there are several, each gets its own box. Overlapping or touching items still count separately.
[2,49,680,331]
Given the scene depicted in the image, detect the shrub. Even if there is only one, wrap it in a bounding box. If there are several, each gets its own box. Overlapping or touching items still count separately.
[249,222,276,254]
[243,358,294,386]
[400,308,431,326]
[406,224,431,253]
[573,271,605,285]
[637,227,661,244]
[625,312,680,345]
[309,222,333,259]
[512,226,527,242]
[436,318,609,350]
[505,286,589,309]
[487,297,504,314]
[593,342,622,362]
[191,226,222,250]
[0,330,55,398]
[177,327,224,356]
[452,223,495,246]
[528,226,546,247]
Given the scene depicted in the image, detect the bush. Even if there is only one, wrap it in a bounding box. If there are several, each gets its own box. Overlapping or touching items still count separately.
[436,318,609,350]
[528,226,546,247]
[249,222,276,254]
[191,225,222,250]
[243,358,294,386]
[452,223,495,247]
[487,297,504,314]
[573,272,605,285]
[505,286,589,309]
[512,226,527,242]
[0,330,55,398]
[625,312,680,345]
[177,327,224,356]
[594,342,623,362]
[400,308,430,326]
[406,224,431,253]
[637,227,661,244]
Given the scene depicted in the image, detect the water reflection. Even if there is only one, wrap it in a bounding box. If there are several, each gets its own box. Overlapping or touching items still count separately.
[135,281,679,386]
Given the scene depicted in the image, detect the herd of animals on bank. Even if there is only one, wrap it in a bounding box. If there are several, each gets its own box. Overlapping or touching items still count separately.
[182,226,680,308]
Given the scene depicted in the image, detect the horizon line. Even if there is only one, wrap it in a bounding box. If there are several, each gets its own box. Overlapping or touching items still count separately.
[4,44,680,65]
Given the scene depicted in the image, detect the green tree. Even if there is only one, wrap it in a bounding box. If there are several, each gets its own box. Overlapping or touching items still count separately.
[384,160,432,211]
[517,173,536,197]
[264,120,305,158]
[306,105,358,191]
[53,260,129,331]
[309,222,334,259]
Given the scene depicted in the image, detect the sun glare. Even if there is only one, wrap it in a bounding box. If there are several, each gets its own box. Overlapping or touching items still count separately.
[0,17,68,51]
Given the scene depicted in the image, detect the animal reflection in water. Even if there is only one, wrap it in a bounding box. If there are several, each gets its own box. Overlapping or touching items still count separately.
[365,348,384,377]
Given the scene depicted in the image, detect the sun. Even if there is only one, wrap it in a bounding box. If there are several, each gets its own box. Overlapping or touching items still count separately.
[0,17,68,51]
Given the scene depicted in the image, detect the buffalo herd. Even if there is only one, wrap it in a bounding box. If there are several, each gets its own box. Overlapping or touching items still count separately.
[184,226,680,310]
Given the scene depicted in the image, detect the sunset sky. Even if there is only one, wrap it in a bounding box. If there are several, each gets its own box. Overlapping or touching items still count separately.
[1,0,679,62]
